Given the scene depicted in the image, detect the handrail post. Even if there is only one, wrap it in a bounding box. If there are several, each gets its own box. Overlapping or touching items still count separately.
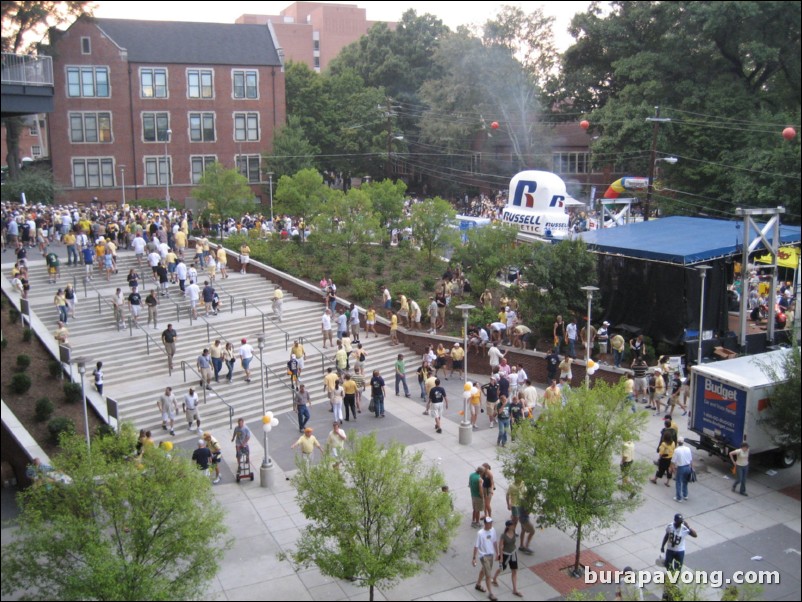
[285,333,289,350]
[230,295,234,314]
[176,306,180,323]
[182,361,187,383]
[202,383,207,405]
[229,407,233,430]
[146,335,150,355]
[189,308,193,326]
[206,322,211,344]
[242,298,247,316]
[265,367,268,390]
[261,314,265,334]
[83,275,88,298]
[97,293,101,314]
[128,316,133,337]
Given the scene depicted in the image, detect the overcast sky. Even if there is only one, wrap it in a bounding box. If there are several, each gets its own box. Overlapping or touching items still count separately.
[92,1,592,50]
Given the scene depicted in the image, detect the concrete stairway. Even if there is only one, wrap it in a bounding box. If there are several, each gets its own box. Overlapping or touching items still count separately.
[17,247,421,443]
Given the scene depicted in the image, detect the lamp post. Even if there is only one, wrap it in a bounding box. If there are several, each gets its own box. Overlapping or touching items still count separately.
[255,333,274,487]
[75,357,91,452]
[119,164,126,206]
[164,128,172,212]
[456,303,475,445]
[696,265,712,366]
[580,286,599,387]
[267,172,274,225]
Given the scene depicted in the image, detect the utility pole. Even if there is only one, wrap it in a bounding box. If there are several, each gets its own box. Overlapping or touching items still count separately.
[385,97,393,180]
[644,106,671,221]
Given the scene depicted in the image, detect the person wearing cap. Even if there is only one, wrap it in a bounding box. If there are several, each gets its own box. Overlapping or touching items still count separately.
[493,519,524,597]
[203,431,223,484]
[472,515,501,601]
[291,427,323,463]
[660,513,697,571]
[670,437,693,502]
[729,441,750,496]
[450,343,465,379]
[617,566,644,601]
[597,321,610,356]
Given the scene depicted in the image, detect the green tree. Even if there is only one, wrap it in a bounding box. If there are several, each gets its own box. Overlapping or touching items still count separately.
[362,178,407,243]
[409,197,459,262]
[453,223,519,296]
[518,238,598,337]
[1,424,228,600]
[191,162,254,229]
[288,432,459,602]
[311,187,379,254]
[1,1,93,180]
[758,347,801,459]
[274,168,332,241]
[558,2,801,221]
[263,114,319,179]
[0,164,58,203]
[499,381,650,576]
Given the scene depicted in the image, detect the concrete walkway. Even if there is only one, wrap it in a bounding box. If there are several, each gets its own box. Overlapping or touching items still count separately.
[3,246,800,601]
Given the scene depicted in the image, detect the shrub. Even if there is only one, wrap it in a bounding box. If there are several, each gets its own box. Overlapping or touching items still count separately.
[35,397,54,422]
[10,373,32,394]
[421,275,436,292]
[331,265,352,287]
[49,359,63,378]
[351,279,378,306]
[95,423,116,438]
[373,261,385,276]
[63,382,83,404]
[9,308,20,321]
[22,328,33,342]
[48,416,76,443]
[401,265,417,280]
[16,354,31,371]
[394,280,421,302]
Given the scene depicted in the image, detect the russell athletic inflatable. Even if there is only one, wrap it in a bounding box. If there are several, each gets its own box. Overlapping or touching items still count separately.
[500,171,584,240]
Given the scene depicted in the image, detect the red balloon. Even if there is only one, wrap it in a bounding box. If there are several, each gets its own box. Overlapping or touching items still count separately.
[580,120,590,130]
[490,121,499,130]
[782,127,796,141]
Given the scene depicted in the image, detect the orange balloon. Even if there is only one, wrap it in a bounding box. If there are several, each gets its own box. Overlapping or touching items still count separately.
[580,120,590,130]
[490,121,499,129]
[782,127,796,140]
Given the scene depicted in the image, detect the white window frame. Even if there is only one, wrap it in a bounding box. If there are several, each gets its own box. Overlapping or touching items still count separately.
[66,66,110,98]
[232,69,259,99]
[141,112,170,143]
[190,155,217,184]
[233,112,260,142]
[140,67,168,99]
[69,111,113,144]
[144,156,171,187]
[187,68,214,99]
[188,112,216,142]
[72,157,115,188]
[236,154,261,183]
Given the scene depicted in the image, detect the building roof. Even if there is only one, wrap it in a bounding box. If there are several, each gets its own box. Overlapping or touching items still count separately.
[94,19,281,66]
[579,216,801,266]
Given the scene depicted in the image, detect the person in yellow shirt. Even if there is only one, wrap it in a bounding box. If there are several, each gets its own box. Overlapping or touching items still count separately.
[174,229,187,257]
[470,382,482,430]
[291,427,323,463]
[390,313,398,345]
[450,343,465,379]
[398,294,410,328]
[366,305,377,338]
[239,243,250,275]
[63,230,78,266]
[543,380,562,408]
[216,246,228,279]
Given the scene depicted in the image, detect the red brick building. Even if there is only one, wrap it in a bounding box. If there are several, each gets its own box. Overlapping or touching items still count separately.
[47,18,286,206]
[237,2,393,72]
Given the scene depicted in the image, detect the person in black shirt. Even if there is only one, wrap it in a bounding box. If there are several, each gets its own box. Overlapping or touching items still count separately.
[545,348,560,383]
[191,439,212,474]
[161,324,178,371]
[370,369,386,418]
[428,378,448,434]
[128,288,142,325]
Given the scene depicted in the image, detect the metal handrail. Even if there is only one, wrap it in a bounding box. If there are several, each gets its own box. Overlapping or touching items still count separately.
[179,360,235,430]
[206,278,236,314]
[263,363,300,395]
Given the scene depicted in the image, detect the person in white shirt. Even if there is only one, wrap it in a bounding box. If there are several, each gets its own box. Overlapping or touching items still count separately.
[175,260,188,294]
[488,343,506,371]
[729,441,750,496]
[660,513,697,571]
[239,338,254,383]
[186,281,200,318]
[670,437,694,502]
[472,517,500,600]
[321,309,333,348]
[131,234,146,265]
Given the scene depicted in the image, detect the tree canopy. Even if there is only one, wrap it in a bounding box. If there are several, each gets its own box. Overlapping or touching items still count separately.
[191,162,254,226]
[288,432,459,601]
[1,425,228,601]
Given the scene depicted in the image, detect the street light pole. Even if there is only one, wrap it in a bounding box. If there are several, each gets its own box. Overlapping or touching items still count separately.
[696,265,712,366]
[456,303,475,445]
[119,164,126,207]
[164,128,172,212]
[267,172,274,225]
[580,286,599,387]
[75,357,91,453]
[256,333,274,487]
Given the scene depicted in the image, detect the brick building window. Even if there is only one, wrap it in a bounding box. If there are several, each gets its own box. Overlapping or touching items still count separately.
[31,145,42,158]
[232,70,258,99]
[140,68,168,98]
[187,69,214,99]
[72,158,115,188]
[189,112,216,142]
[66,66,109,98]
[552,152,590,174]
[236,154,261,183]
[70,112,112,143]
[142,112,170,142]
[81,37,91,55]
[190,155,217,184]
[233,112,259,142]
[144,157,171,186]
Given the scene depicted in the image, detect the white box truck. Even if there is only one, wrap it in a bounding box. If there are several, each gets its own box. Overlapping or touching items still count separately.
[688,348,796,468]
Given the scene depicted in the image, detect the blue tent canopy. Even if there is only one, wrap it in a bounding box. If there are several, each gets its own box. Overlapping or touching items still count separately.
[579,216,801,266]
